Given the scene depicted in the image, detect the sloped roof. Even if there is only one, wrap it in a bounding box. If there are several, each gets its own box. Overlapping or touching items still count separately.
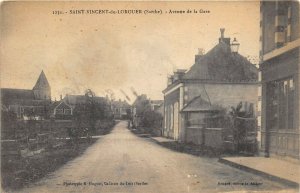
[9,99,50,106]
[64,95,86,105]
[183,42,258,82]
[55,101,72,109]
[50,101,61,110]
[182,95,215,112]
[1,88,35,105]
[63,95,106,105]
[33,71,50,90]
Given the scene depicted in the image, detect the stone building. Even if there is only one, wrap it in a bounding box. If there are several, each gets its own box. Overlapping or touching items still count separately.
[259,1,300,159]
[162,29,258,142]
[1,70,51,120]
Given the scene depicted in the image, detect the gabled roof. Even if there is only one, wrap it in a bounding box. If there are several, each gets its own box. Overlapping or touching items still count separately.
[54,101,72,110]
[1,88,35,105]
[33,71,50,90]
[182,95,216,112]
[1,104,9,111]
[50,101,61,110]
[183,42,258,82]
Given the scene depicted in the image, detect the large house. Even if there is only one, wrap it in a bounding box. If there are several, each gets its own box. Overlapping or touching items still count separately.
[1,71,51,120]
[259,1,299,159]
[162,29,258,142]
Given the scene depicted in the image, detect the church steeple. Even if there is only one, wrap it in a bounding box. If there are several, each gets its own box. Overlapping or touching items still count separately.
[33,70,51,100]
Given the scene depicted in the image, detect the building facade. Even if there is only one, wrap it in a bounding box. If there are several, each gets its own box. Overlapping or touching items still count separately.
[51,100,73,119]
[163,29,258,143]
[259,1,300,159]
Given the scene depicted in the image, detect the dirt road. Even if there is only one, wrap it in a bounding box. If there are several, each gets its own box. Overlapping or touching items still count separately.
[16,121,295,193]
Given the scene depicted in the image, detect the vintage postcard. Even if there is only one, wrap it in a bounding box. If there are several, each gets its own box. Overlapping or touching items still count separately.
[1,1,299,193]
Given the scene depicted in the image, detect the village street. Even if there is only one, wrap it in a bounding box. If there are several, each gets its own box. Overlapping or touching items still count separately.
[17,121,295,193]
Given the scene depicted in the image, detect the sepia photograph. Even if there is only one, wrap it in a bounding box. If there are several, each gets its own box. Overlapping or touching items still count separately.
[0,1,299,193]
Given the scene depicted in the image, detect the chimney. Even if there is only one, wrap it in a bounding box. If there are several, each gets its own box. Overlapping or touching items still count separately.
[60,94,62,100]
[167,75,174,85]
[173,69,187,82]
[219,28,231,45]
[195,48,204,63]
[220,28,225,39]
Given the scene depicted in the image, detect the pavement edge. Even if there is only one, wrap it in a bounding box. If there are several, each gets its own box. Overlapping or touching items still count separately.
[218,157,299,188]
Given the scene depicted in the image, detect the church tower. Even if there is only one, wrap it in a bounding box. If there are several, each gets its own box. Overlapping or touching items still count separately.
[33,70,51,100]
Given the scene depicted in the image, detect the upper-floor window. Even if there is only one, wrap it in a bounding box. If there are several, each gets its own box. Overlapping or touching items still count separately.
[274,2,291,47]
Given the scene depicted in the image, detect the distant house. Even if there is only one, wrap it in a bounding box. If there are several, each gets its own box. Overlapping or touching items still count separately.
[1,70,51,120]
[162,29,258,142]
[50,94,111,120]
[112,99,131,119]
[51,100,73,119]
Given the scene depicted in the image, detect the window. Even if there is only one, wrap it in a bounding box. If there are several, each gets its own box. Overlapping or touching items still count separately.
[170,105,174,131]
[266,77,295,130]
[257,116,261,127]
[164,107,167,129]
[257,101,262,112]
[274,2,291,47]
[258,86,262,99]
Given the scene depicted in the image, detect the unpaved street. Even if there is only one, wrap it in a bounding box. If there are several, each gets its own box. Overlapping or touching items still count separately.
[16,121,295,193]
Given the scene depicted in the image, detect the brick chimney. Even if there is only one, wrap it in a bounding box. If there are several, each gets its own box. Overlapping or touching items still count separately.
[219,28,231,45]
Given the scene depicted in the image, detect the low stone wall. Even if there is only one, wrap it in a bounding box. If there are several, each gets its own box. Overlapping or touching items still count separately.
[186,127,205,145]
[204,128,224,149]
[185,127,226,149]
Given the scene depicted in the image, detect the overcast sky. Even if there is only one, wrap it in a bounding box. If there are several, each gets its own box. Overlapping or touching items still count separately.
[1,1,259,103]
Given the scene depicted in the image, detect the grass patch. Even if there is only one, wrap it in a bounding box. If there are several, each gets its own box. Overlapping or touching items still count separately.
[1,139,96,191]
